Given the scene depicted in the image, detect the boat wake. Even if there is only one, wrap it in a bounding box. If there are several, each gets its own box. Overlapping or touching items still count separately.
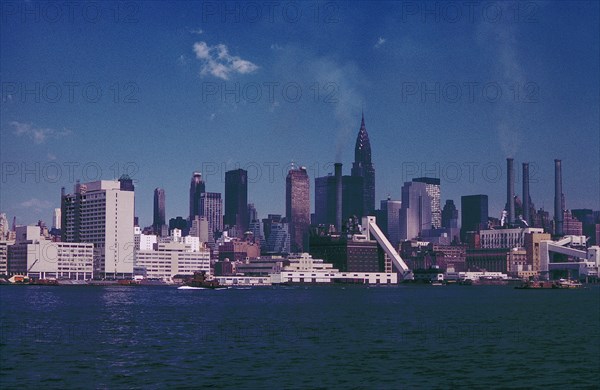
[177,285,229,290]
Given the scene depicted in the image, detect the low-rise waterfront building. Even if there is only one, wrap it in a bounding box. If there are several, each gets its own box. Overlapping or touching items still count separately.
[7,225,93,280]
[466,248,509,273]
[270,253,397,285]
[479,227,544,249]
[507,248,536,279]
[135,229,210,282]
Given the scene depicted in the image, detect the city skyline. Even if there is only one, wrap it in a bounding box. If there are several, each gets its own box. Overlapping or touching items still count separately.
[2,118,598,229]
[1,3,599,389]
[1,2,599,227]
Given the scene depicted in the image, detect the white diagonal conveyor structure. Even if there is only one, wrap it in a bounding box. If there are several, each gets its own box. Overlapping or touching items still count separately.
[540,235,600,273]
[362,216,411,278]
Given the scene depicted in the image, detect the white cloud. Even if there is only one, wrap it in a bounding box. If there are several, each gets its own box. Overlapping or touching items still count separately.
[193,42,210,59]
[11,121,72,144]
[189,28,203,35]
[193,41,258,80]
[375,37,386,49]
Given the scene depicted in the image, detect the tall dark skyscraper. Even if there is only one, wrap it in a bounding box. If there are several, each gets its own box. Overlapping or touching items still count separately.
[351,112,375,217]
[189,172,205,221]
[153,188,166,235]
[315,175,336,227]
[442,199,459,229]
[314,168,363,230]
[286,166,310,252]
[224,168,248,235]
[461,195,488,242]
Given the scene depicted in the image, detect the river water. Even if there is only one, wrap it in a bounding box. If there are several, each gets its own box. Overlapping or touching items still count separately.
[1,284,598,388]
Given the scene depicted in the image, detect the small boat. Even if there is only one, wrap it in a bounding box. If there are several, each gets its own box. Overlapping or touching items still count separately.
[178,271,228,290]
[552,279,583,289]
[515,279,583,289]
[29,278,58,286]
[515,280,554,289]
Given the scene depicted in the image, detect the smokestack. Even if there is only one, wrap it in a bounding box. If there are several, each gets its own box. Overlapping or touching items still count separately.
[334,163,342,232]
[554,159,563,236]
[522,163,530,224]
[507,158,515,226]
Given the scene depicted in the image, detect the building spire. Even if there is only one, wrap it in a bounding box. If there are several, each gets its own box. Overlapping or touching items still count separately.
[354,111,371,164]
[351,111,376,216]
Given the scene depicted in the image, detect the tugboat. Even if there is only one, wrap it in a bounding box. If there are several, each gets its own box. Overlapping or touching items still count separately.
[178,271,227,290]
[515,280,554,289]
[515,279,583,289]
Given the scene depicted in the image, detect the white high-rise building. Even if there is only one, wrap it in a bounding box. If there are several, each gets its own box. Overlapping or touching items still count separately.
[61,179,135,279]
[0,213,10,240]
[52,208,61,230]
[0,240,12,275]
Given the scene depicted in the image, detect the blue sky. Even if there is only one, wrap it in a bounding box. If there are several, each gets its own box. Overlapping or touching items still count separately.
[1,1,599,227]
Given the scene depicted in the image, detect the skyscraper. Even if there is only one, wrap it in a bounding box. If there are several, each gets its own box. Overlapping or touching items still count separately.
[286,166,310,252]
[224,169,248,235]
[199,192,223,245]
[153,188,166,236]
[315,175,335,227]
[351,112,375,217]
[247,203,258,223]
[314,168,363,230]
[380,197,402,247]
[412,177,441,228]
[61,180,135,278]
[461,195,488,242]
[52,208,61,230]
[189,172,205,221]
[441,199,458,229]
[399,181,432,240]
